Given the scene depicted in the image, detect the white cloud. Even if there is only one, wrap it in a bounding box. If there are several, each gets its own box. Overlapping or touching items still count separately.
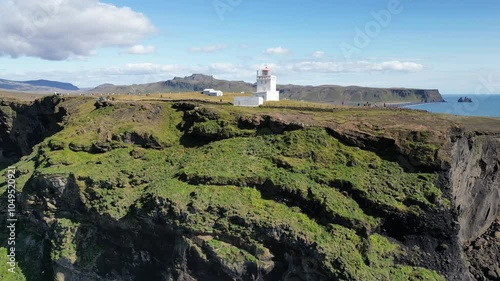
[288,60,423,73]
[257,63,279,71]
[98,62,251,81]
[107,63,179,75]
[0,59,425,89]
[76,63,181,85]
[264,47,290,55]
[188,44,228,53]
[312,51,325,58]
[103,63,243,76]
[127,45,155,55]
[369,61,424,72]
[0,0,156,60]
[239,44,249,49]
[209,63,240,73]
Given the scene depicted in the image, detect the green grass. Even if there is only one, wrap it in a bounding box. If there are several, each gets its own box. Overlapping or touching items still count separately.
[50,218,79,263]
[388,265,445,281]
[180,127,442,217]
[0,99,449,280]
[0,248,26,281]
[206,238,258,264]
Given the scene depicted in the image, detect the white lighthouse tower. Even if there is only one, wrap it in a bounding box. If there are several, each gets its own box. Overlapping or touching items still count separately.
[233,66,279,106]
[254,66,279,101]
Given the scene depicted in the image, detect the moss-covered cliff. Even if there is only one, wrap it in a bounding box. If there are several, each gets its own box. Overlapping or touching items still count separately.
[0,96,498,281]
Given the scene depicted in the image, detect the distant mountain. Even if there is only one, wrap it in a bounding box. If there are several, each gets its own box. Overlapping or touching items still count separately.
[89,74,444,103]
[91,74,254,94]
[0,79,79,92]
[22,79,79,91]
[279,85,444,104]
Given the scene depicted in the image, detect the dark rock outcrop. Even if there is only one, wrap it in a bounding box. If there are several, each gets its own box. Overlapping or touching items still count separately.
[458,97,473,103]
[448,130,500,280]
[465,218,500,280]
[450,133,500,243]
[0,96,67,165]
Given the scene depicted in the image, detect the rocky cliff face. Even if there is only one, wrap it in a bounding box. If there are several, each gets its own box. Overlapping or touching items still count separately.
[0,96,67,166]
[450,132,500,244]
[0,97,499,281]
[448,130,500,280]
[278,85,444,104]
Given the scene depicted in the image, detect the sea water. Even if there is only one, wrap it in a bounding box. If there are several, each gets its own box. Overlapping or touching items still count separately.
[405,94,500,117]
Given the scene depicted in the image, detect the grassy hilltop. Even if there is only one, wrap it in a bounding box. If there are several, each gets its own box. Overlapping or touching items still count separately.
[0,94,499,281]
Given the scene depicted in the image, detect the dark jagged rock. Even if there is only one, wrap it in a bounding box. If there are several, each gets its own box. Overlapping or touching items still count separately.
[94,97,114,109]
[0,96,68,166]
[458,97,473,103]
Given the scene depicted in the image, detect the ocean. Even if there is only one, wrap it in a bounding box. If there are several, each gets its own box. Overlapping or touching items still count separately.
[404,94,500,118]
[406,95,500,117]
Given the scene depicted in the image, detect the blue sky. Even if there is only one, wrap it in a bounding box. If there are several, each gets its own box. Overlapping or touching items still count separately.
[0,0,499,94]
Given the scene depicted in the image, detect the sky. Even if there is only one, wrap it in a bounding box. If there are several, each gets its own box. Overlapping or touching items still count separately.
[0,0,499,94]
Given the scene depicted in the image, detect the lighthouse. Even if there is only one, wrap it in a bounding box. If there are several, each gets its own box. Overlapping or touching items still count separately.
[233,66,279,106]
[254,66,279,101]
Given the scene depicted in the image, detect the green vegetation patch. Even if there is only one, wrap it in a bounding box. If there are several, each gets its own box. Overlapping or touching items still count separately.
[0,247,26,281]
[50,218,79,263]
[206,238,258,264]
[0,101,448,280]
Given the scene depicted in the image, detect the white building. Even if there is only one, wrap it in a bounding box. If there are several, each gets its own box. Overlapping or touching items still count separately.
[234,96,264,107]
[234,67,279,107]
[203,89,223,96]
[253,67,279,101]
